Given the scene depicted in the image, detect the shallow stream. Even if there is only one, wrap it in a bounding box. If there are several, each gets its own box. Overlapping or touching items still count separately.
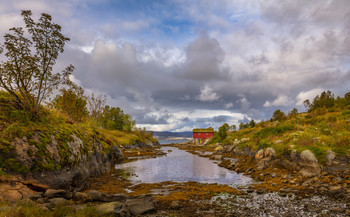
[115,146,252,185]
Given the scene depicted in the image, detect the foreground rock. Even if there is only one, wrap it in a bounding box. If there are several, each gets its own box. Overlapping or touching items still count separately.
[115,194,156,216]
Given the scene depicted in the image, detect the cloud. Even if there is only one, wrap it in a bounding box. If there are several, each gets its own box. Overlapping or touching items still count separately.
[181,32,227,81]
[264,95,293,107]
[296,88,324,106]
[1,1,350,131]
[197,85,221,102]
[224,102,233,109]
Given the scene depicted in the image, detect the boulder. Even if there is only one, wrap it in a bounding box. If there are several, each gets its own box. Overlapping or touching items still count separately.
[298,150,321,177]
[73,192,91,202]
[45,189,72,199]
[96,201,123,214]
[170,200,181,209]
[116,194,156,216]
[264,147,276,158]
[48,197,69,206]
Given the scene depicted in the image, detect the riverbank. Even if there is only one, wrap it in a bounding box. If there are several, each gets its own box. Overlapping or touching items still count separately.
[1,143,349,216]
[87,144,349,216]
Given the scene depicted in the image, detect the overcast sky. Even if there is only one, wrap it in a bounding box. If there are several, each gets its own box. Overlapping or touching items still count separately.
[1,0,350,131]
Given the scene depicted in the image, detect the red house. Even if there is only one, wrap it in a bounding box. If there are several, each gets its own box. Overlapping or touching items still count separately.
[193,127,214,143]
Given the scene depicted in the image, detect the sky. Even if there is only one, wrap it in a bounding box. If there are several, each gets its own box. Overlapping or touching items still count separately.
[1,0,350,132]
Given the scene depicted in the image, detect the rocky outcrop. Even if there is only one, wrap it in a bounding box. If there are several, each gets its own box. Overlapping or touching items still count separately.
[5,133,124,193]
[123,139,160,149]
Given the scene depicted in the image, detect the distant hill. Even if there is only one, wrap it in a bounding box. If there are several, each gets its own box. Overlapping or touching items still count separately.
[150,131,193,139]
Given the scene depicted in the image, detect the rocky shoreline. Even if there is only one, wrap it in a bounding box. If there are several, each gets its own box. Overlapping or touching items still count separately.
[1,141,349,216]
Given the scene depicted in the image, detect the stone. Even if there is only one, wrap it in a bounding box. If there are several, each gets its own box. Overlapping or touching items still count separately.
[275,140,283,144]
[117,194,156,216]
[96,202,123,214]
[214,146,223,151]
[1,190,23,201]
[298,150,321,177]
[325,150,335,166]
[73,192,91,202]
[87,190,127,202]
[49,197,68,206]
[264,147,276,158]
[255,149,264,161]
[212,155,223,160]
[12,137,38,168]
[45,189,72,199]
[170,200,181,209]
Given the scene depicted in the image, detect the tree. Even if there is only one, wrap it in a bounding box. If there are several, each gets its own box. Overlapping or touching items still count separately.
[272,109,285,121]
[344,92,350,105]
[249,119,256,128]
[122,114,136,132]
[101,106,125,130]
[51,87,88,122]
[288,108,298,116]
[303,90,335,112]
[0,10,73,116]
[239,122,249,130]
[87,93,106,121]
[217,123,229,140]
[229,125,236,131]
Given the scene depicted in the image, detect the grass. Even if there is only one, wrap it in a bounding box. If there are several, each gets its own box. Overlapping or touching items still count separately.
[0,200,113,217]
[0,91,157,174]
[213,107,350,164]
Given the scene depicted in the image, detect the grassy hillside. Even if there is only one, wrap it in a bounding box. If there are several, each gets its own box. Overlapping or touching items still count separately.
[0,91,157,174]
[218,106,350,164]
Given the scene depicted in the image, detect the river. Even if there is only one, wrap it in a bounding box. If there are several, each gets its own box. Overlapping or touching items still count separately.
[115,146,252,186]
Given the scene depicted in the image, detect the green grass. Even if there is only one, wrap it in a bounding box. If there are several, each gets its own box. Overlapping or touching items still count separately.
[213,107,350,164]
[0,200,114,217]
[0,91,157,174]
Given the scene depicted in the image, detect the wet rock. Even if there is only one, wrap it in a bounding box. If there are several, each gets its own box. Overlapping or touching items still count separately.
[87,190,127,202]
[44,189,72,199]
[96,201,123,214]
[298,150,321,177]
[116,194,156,216]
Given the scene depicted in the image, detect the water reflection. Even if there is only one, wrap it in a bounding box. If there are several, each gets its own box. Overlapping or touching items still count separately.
[115,146,251,185]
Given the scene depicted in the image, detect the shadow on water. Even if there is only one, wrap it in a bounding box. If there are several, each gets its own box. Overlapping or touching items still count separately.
[116,146,252,186]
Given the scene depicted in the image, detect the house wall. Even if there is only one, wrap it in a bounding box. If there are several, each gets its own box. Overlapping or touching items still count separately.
[193,132,213,139]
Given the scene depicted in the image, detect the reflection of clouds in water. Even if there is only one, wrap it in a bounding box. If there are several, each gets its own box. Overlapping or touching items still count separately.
[115,147,252,185]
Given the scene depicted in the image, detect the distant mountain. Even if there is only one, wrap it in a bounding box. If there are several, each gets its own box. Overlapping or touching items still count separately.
[150,131,193,139]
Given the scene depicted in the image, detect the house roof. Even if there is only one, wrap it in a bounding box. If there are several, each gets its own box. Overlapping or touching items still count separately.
[192,127,214,133]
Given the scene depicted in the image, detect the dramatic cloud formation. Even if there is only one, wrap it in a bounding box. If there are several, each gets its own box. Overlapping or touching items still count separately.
[1,0,350,131]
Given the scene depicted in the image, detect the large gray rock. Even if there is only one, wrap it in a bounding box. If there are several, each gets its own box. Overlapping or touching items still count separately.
[116,194,156,216]
[298,150,321,176]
